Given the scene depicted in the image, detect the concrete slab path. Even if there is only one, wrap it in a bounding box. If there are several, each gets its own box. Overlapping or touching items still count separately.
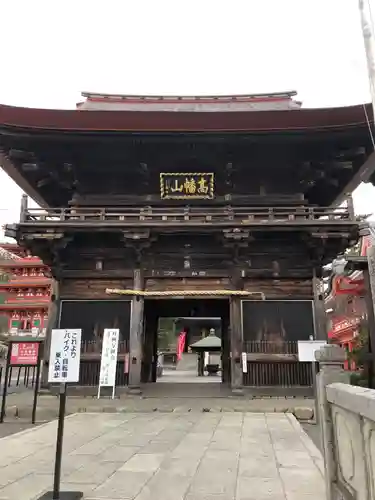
[0,412,325,500]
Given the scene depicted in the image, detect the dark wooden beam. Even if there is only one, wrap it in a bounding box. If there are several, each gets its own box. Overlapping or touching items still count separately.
[331,150,375,208]
[0,152,48,207]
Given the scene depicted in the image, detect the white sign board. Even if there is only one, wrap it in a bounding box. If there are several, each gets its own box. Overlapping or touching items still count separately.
[297,340,327,362]
[98,328,119,399]
[48,329,82,383]
[242,352,248,373]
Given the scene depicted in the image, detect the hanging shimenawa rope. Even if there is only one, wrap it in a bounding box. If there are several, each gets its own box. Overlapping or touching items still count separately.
[105,288,265,299]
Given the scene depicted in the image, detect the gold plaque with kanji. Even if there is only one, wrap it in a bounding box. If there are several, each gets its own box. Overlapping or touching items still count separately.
[160,173,214,200]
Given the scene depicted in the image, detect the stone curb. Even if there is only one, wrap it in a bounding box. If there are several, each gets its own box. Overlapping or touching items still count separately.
[5,404,315,420]
[286,413,325,477]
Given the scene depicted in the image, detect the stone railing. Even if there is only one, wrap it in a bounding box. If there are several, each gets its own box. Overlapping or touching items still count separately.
[315,344,375,500]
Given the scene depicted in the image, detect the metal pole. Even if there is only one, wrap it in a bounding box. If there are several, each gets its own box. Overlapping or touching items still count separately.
[359,0,375,117]
[0,347,11,423]
[32,347,42,425]
[52,383,67,499]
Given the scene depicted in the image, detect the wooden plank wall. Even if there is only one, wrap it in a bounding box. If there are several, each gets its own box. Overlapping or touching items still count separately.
[243,279,313,299]
[145,278,231,292]
[59,277,312,299]
[60,279,133,300]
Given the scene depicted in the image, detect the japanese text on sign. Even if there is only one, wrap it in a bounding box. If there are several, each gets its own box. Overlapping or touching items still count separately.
[160,173,214,199]
[99,329,119,388]
[10,342,39,366]
[48,329,82,383]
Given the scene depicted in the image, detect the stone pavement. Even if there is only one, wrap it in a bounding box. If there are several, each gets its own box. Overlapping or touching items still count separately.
[3,391,315,422]
[0,412,325,500]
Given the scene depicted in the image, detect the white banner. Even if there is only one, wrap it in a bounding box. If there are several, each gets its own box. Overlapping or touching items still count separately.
[48,329,82,383]
[98,329,119,398]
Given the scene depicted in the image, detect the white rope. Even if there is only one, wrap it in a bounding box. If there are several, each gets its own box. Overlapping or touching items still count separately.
[363,103,375,149]
[366,0,375,39]
[106,288,265,299]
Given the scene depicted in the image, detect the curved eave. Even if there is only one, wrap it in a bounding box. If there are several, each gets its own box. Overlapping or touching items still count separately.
[0,102,373,133]
[0,303,49,310]
[0,153,47,207]
[0,281,51,288]
[330,329,356,341]
[0,260,45,268]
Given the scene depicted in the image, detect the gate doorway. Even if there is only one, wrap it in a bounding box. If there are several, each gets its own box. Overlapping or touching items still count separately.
[141,298,230,385]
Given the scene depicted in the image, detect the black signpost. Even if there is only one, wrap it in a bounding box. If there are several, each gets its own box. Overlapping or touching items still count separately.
[38,328,83,500]
[0,337,43,424]
[39,383,82,500]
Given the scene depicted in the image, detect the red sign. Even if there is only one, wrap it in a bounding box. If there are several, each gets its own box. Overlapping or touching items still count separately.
[10,342,39,366]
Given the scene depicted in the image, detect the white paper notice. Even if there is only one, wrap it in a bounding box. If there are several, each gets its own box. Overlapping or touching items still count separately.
[297,340,327,362]
[48,329,82,383]
[242,352,248,373]
[99,329,119,388]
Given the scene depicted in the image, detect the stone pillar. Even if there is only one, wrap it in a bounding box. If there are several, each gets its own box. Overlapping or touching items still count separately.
[365,244,375,388]
[315,344,349,500]
[230,296,243,394]
[128,268,144,393]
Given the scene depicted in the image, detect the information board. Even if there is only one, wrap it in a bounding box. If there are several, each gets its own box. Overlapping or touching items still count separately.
[10,342,39,366]
[48,329,82,383]
[297,340,327,362]
[98,328,119,398]
[242,352,248,373]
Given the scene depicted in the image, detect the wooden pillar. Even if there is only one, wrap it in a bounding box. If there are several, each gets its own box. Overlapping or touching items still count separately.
[221,310,230,384]
[41,279,60,387]
[128,268,144,392]
[230,295,243,393]
[19,194,28,223]
[141,308,157,383]
[198,352,204,376]
[346,193,355,219]
[313,268,327,340]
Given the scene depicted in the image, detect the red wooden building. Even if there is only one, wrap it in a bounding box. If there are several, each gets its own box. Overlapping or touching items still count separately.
[0,243,51,335]
[326,228,374,367]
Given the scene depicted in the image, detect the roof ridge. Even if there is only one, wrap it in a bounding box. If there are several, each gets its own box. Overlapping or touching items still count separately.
[81,90,298,100]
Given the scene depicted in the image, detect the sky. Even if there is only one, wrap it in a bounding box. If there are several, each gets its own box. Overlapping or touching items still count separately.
[1,0,375,237]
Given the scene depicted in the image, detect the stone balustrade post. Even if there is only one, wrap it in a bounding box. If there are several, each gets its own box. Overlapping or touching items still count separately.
[314,344,349,500]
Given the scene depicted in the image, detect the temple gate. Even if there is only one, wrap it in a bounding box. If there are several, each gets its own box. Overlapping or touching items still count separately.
[1,90,375,394]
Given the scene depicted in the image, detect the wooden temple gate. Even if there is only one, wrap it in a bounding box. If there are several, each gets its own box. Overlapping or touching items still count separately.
[53,272,320,394]
[1,91,373,394]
